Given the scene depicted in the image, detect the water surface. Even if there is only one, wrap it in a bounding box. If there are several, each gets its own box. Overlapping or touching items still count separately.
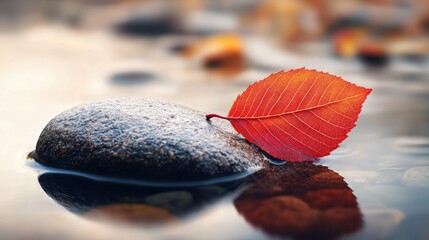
[1,28,429,239]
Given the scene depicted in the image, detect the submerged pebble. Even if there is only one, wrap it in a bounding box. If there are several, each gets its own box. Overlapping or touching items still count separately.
[33,98,266,181]
[109,71,155,86]
[402,166,429,187]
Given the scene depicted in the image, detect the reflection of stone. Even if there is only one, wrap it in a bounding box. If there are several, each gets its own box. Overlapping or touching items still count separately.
[38,173,244,225]
[144,191,194,213]
[86,204,177,224]
[33,99,266,181]
[234,163,362,240]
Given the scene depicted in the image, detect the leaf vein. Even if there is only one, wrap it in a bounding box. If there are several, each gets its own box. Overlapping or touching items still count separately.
[308,110,348,129]
[257,119,305,157]
[292,113,342,140]
[280,115,333,148]
[227,93,365,120]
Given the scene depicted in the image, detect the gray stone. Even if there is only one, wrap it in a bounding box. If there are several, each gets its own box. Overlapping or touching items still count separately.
[33,98,267,181]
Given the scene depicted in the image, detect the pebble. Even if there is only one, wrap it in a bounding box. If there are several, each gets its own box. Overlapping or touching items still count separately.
[33,98,267,181]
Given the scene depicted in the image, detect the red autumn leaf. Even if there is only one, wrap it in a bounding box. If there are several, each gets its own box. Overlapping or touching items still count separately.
[206,68,371,162]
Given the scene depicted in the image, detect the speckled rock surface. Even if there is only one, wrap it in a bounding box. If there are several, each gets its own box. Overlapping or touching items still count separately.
[33,99,267,181]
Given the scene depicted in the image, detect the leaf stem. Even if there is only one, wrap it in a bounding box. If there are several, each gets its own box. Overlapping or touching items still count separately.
[205,113,229,120]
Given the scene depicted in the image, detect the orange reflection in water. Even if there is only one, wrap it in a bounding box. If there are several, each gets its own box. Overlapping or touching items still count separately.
[234,163,362,240]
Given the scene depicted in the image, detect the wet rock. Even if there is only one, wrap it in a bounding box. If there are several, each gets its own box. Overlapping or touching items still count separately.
[33,98,266,181]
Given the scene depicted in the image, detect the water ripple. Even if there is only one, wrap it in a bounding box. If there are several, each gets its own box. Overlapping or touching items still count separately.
[327,145,359,159]
[393,136,429,155]
[402,166,429,187]
[25,158,261,188]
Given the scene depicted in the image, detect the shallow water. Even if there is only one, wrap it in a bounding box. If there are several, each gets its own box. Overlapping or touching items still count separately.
[1,28,429,240]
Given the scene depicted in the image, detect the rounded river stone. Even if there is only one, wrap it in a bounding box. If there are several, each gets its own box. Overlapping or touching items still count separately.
[33,98,267,181]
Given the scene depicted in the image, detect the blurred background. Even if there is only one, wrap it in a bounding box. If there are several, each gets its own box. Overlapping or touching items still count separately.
[1,0,428,113]
[1,0,429,240]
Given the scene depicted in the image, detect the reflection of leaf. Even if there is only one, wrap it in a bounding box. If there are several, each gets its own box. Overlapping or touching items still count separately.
[207,68,371,162]
[234,163,362,240]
